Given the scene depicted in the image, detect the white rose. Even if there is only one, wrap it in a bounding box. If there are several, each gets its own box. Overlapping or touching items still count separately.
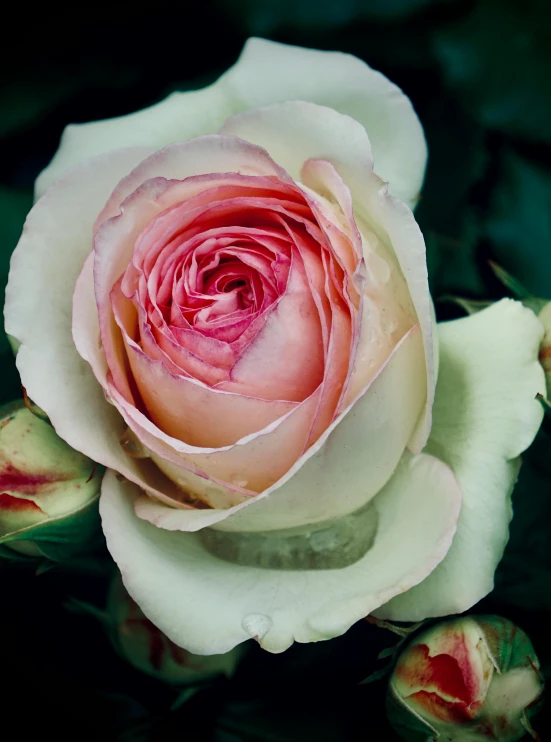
[5,39,545,653]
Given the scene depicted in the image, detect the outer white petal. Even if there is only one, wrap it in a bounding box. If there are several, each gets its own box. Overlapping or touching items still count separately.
[220,100,434,451]
[3,148,185,503]
[37,39,426,208]
[375,300,545,621]
[222,38,427,208]
[100,452,461,654]
[35,88,235,199]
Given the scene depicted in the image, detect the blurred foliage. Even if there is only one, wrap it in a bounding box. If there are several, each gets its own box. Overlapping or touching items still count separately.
[214,0,452,33]
[433,0,551,143]
[1,0,551,739]
[487,148,551,297]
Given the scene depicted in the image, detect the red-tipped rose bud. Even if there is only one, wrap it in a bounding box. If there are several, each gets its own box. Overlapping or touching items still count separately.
[387,616,543,742]
[0,400,103,559]
[539,302,551,398]
[108,575,241,684]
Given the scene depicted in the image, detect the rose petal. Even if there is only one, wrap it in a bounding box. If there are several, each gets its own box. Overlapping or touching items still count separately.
[100,449,460,654]
[217,251,325,402]
[120,330,301,449]
[2,148,191,505]
[220,100,434,452]
[131,323,426,530]
[36,39,426,209]
[375,300,545,621]
[76,253,313,485]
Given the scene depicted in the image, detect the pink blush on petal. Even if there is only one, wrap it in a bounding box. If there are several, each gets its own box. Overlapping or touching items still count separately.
[93,144,367,498]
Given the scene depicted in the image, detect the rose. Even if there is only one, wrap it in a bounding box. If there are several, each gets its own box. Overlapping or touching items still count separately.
[107,575,240,684]
[387,616,544,742]
[0,401,102,559]
[5,38,545,653]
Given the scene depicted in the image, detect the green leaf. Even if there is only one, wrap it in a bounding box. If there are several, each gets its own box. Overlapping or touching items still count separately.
[171,686,203,711]
[65,597,113,627]
[486,148,551,298]
[433,0,551,143]
[359,665,394,685]
[488,261,533,300]
[488,262,549,314]
[438,295,494,316]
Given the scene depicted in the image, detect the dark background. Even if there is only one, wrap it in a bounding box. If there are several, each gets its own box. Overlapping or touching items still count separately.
[1,0,551,739]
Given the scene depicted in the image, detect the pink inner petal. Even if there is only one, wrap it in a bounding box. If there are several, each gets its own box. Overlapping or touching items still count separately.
[96,157,368,478]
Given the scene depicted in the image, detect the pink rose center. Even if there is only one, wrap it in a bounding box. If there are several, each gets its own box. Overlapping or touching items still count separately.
[93,161,366,489]
[109,174,356,408]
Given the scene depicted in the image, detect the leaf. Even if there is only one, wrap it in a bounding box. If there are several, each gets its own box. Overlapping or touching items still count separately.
[170,686,203,711]
[433,0,551,143]
[486,148,551,298]
[438,295,493,316]
[65,597,113,628]
[359,665,393,685]
[488,262,549,313]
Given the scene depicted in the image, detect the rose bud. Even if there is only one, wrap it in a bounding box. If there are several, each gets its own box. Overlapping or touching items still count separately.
[387,615,543,742]
[0,400,103,559]
[108,574,241,684]
[539,302,551,398]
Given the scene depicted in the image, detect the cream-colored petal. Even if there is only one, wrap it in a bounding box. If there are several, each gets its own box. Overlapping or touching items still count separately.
[100,450,460,654]
[220,100,434,451]
[37,39,426,208]
[4,148,186,503]
[132,323,426,531]
[375,300,545,621]
[35,89,235,199]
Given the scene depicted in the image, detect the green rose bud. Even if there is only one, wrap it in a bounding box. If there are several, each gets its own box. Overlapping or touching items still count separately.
[0,400,103,559]
[539,302,551,398]
[108,574,241,684]
[387,615,543,742]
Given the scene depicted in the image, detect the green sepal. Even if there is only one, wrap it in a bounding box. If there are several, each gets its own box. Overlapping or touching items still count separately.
[476,616,545,739]
[386,682,438,742]
[0,542,40,563]
[22,387,50,424]
[0,491,103,562]
[475,615,539,674]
